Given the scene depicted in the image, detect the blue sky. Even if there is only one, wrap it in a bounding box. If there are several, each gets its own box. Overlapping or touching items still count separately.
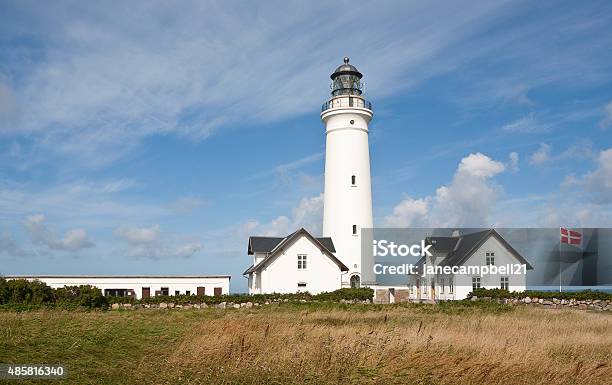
[1,0,611,292]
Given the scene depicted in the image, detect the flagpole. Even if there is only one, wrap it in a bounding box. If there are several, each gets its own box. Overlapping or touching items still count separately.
[559,227,562,293]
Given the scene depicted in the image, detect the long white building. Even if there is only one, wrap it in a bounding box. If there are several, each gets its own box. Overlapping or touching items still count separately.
[5,275,231,299]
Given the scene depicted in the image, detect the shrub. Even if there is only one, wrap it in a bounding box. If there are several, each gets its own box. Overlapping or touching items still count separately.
[54,285,108,309]
[0,278,54,305]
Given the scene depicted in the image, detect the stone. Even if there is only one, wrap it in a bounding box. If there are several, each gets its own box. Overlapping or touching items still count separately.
[123,303,132,309]
[524,297,531,303]
[201,303,208,308]
[183,304,192,309]
[168,303,175,309]
[111,303,120,310]
[578,304,588,310]
[470,296,478,301]
[232,303,240,309]
[245,302,253,308]
[215,302,226,309]
[240,303,246,308]
[159,302,168,309]
[254,302,260,307]
[193,303,200,309]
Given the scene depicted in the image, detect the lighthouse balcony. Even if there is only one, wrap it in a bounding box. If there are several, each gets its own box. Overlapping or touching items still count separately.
[322,96,372,112]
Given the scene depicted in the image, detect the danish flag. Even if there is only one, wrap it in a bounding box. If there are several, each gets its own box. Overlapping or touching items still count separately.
[560,228,581,245]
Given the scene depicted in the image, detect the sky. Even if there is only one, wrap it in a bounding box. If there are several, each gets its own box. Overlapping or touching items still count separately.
[0,0,611,292]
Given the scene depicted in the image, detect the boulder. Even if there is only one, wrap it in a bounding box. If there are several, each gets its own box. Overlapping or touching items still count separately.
[232,303,240,309]
[168,303,175,309]
[524,297,531,303]
[215,302,226,309]
[245,302,253,308]
[111,303,120,310]
[159,302,168,309]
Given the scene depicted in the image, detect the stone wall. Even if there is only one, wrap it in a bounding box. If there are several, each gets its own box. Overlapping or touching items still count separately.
[474,296,612,311]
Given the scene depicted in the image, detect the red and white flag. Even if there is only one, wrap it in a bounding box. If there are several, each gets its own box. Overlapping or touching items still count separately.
[560,228,581,245]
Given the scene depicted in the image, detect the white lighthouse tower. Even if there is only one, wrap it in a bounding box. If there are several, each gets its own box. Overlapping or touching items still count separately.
[321,57,374,288]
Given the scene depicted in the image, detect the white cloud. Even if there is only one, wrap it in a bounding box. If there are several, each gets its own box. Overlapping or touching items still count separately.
[167,196,205,214]
[499,113,548,134]
[598,100,612,129]
[457,152,505,178]
[245,194,324,237]
[508,151,519,172]
[563,148,612,204]
[23,214,94,251]
[174,242,202,258]
[114,224,160,245]
[386,153,506,227]
[384,197,429,227]
[0,232,29,257]
[529,143,552,165]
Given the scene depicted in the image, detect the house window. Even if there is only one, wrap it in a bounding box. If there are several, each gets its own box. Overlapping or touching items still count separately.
[421,278,428,295]
[449,278,454,293]
[472,277,481,291]
[160,287,169,296]
[186,290,191,296]
[501,276,509,290]
[350,275,360,288]
[175,290,180,296]
[297,282,307,289]
[486,251,495,265]
[439,278,445,294]
[298,254,307,269]
[352,225,357,235]
[351,175,356,185]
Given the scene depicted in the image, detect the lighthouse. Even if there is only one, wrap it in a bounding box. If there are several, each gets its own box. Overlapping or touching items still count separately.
[321,57,374,288]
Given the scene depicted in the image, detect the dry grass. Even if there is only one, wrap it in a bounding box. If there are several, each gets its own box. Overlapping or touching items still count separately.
[2,304,611,385]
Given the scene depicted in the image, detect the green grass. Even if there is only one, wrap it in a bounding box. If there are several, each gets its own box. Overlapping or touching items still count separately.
[1,303,610,385]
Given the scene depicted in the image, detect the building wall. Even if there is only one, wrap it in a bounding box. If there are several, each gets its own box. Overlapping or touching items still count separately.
[321,104,373,287]
[7,276,231,299]
[455,236,528,299]
[254,236,343,294]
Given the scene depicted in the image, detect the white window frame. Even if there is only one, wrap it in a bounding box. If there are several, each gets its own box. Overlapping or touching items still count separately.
[501,276,509,290]
[485,251,495,266]
[297,254,307,270]
[472,277,481,291]
[449,278,454,293]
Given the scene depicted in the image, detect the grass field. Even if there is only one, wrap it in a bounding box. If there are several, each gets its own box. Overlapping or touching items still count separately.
[1,302,611,385]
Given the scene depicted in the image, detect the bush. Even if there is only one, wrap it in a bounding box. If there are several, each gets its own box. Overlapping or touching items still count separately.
[54,285,108,309]
[0,278,107,309]
[0,278,54,305]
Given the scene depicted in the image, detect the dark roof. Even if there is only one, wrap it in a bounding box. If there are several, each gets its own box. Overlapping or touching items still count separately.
[425,236,459,252]
[248,235,335,254]
[419,229,533,270]
[330,57,363,80]
[244,228,347,275]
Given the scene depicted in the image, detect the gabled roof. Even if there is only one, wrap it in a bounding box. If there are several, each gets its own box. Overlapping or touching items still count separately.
[420,229,533,270]
[243,228,347,275]
[248,234,335,254]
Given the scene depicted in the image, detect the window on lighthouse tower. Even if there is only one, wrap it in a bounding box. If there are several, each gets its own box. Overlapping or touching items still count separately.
[351,175,356,186]
[352,225,357,235]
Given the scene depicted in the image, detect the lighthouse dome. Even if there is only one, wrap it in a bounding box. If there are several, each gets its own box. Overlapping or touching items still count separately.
[330,57,363,80]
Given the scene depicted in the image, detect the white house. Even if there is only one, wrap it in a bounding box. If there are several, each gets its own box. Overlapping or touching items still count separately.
[385,229,533,302]
[243,228,349,294]
[5,275,231,299]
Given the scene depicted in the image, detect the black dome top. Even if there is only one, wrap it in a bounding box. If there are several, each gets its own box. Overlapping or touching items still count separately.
[330,57,363,80]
